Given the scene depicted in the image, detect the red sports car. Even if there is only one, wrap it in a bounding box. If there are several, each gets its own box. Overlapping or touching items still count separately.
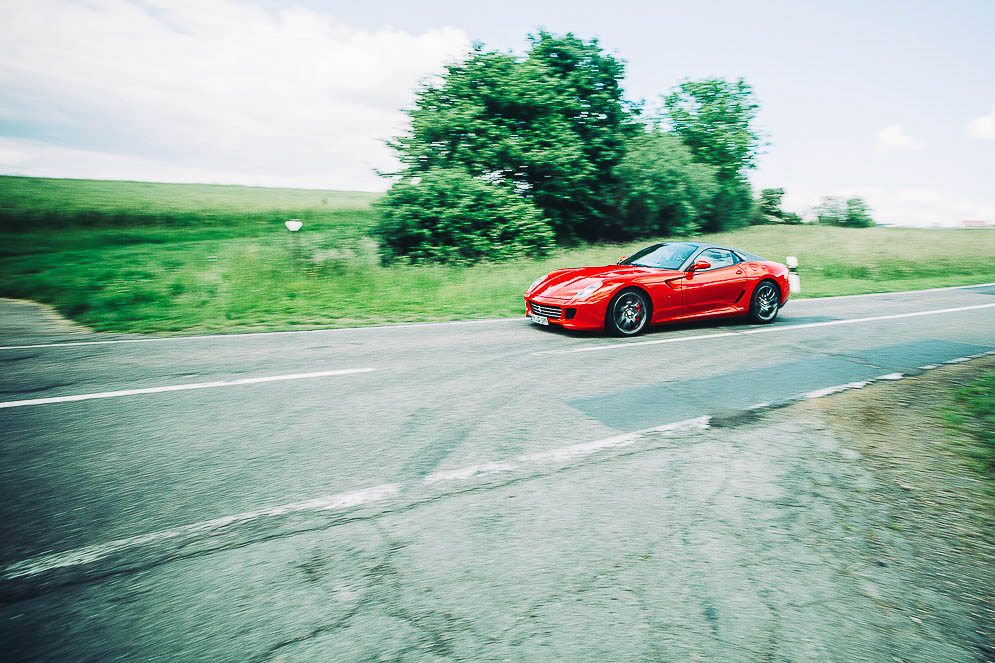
[524,241,791,336]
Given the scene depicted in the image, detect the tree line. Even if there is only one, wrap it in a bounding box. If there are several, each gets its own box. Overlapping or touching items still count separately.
[375,32,873,265]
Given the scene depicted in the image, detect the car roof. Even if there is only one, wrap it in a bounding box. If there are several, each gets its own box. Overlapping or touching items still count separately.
[661,241,768,262]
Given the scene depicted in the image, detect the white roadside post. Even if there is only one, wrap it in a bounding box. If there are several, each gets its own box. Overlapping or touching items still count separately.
[285,219,303,272]
[786,255,800,294]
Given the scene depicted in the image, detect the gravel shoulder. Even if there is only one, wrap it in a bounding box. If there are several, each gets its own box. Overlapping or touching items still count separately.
[798,356,995,660]
[0,298,92,339]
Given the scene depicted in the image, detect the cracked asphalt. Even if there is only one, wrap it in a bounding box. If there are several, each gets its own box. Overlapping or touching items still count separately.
[1,287,994,661]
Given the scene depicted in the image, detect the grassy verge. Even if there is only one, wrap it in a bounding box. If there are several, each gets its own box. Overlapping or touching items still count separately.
[942,368,995,487]
[1,176,994,334]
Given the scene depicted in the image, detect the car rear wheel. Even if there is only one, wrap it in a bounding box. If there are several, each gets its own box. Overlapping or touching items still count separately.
[606,289,649,336]
[748,281,780,323]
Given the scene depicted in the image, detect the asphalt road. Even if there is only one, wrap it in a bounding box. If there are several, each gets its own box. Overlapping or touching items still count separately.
[2,285,994,661]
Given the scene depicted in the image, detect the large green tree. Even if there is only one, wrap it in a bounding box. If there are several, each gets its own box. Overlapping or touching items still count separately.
[662,78,762,231]
[612,130,718,238]
[662,78,762,180]
[387,32,635,243]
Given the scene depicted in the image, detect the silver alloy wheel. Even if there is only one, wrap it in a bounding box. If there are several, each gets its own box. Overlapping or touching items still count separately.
[753,282,779,322]
[613,291,647,335]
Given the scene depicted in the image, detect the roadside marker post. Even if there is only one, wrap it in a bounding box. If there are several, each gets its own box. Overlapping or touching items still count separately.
[285,219,303,272]
[786,256,801,294]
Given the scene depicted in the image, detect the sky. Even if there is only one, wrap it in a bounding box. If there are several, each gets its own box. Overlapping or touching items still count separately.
[1,0,993,226]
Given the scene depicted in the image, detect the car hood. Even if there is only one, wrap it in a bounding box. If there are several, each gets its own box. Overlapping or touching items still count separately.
[529,265,683,300]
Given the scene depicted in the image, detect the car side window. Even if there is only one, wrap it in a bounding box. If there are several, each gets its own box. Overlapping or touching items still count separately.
[698,249,738,270]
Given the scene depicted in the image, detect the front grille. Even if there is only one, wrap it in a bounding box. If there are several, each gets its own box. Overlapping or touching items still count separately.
[530,301,562,319]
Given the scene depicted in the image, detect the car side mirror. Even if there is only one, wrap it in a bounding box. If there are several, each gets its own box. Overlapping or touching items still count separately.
[688,260,711,272]
[617,256,627,265]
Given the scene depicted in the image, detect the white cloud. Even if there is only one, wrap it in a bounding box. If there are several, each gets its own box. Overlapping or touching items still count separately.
[0,0,470,190]
[873,125,922,153]
[0,136,385,191]
[0,144,28,166]
[966,105,995,141]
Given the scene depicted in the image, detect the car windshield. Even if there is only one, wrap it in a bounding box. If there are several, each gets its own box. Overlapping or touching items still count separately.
[619,243,697,270]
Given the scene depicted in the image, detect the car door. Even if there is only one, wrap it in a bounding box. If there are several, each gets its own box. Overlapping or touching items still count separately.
[681,248,748,316]
[640,271,683,323]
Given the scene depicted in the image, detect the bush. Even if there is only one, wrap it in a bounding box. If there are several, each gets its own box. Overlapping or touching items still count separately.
[750,188,804,225]
[374,168,555,265]
[815,195,875,227]
[844,197,875,227]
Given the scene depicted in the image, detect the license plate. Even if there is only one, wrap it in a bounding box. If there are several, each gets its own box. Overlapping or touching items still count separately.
[530,313,549,326]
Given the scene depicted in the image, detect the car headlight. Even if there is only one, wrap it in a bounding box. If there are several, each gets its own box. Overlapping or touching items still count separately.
[573,280,603,300]
[528,276,546,293]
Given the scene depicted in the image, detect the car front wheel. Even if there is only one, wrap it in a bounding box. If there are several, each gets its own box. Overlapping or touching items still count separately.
[606,289,650,336]
[748,281,780,323]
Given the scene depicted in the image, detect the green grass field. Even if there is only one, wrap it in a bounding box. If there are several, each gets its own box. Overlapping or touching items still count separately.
[1,175,993,334]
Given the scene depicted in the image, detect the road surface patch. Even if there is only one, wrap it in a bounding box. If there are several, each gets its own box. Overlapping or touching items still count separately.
[568,341,993,431]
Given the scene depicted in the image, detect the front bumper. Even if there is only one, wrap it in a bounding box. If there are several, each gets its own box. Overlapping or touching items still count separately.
[525,296,608,331]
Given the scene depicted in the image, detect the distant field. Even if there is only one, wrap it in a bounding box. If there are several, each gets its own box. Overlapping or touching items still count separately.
[0,176,378,214]
[1,176,993,334]
[0,175,380,256]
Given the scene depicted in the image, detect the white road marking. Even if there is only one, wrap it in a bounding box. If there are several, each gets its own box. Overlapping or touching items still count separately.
[2,281,994,351]
[0,317,521,351]
[423,462,519,484]
[802,381,872,399]
[2,416,712,582]
[422,416,711,485]
[0,368,375,409]
[877,373,905,381]
[515,416,710,464]
[532,302,995,356]
[1,484,401,580]
[5,350,993,584]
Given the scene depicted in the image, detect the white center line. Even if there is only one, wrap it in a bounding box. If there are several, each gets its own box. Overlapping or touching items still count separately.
[0,368,375,409]
[531,302,995,356]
